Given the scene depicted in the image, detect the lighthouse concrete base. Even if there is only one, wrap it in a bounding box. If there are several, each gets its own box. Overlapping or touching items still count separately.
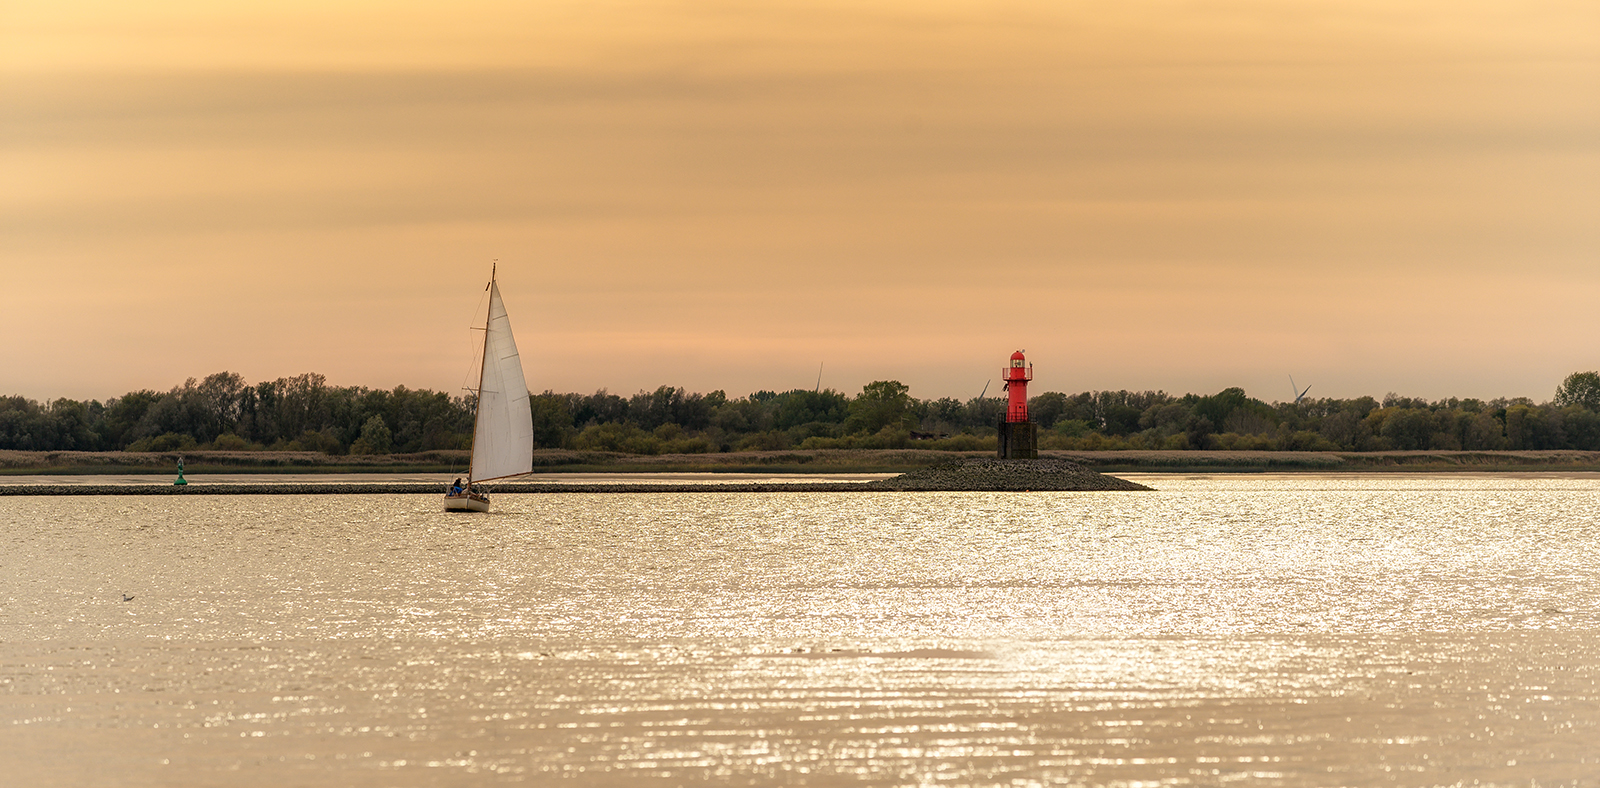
[997,421,1038,460]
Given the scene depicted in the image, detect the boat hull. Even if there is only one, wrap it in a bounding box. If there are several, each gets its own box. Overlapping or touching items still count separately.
[444,493,490,513]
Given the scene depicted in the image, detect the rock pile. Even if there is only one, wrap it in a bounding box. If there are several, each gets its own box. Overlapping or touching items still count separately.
[864,457,1150,492]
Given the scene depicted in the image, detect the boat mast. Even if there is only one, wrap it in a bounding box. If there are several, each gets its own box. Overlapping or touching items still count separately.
[468,261,496,485]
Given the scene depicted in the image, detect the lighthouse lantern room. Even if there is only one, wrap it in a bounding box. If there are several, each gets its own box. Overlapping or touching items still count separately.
[998,350,1039,459]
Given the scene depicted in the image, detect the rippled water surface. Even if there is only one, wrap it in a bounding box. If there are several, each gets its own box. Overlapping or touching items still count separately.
[4,475,1600,785]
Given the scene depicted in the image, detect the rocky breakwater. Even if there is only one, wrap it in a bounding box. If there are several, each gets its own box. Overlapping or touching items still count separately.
[1,459,1149,495]
[864,457,1151,492]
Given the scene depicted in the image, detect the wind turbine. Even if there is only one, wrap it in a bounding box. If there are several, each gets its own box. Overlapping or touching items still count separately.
[1289,375,1312,404]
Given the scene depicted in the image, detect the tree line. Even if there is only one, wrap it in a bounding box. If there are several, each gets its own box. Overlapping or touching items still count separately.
[5,371,1600,454]
[0,372,471,454]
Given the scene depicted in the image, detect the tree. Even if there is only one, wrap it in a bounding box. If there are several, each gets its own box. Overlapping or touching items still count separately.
[48,398,100,450]
[845,380,915,434]
[194,371,246,440]
[1028,392,1068,429]
[1192,387,1252,430]
[274,373,330,439]
[1503,404,1559,450]
[0,396,52,450]
[350,414,393,454]
[103,390,161,448]
[572,389,627,426]
[1379,408,1435,450]
[529,392,573,448]
[1554,372,1600,410]
[773,389,848,430]
[1560,406,1600,450]
[964,396,1005,430]
[629,386,684,429]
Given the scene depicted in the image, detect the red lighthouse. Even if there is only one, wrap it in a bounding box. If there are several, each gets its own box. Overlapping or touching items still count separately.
[1004,350,1032,423]
[998,350,1038,459]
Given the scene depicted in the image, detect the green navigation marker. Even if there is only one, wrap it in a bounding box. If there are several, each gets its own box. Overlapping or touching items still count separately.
[174,457,188,486]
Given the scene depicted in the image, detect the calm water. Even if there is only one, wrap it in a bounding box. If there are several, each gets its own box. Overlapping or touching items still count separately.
[3,475,1599,786]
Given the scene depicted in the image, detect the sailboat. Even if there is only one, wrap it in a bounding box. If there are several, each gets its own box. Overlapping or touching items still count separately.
[445,267,534,512]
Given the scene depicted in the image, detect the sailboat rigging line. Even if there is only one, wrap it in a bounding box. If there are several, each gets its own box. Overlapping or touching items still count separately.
[469,272,493,483]
[457,286,491,400]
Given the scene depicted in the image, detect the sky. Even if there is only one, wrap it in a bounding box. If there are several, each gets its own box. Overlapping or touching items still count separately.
[3,0,1597,405]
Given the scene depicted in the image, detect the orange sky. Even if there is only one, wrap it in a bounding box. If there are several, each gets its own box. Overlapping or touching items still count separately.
[4,1,1597,403]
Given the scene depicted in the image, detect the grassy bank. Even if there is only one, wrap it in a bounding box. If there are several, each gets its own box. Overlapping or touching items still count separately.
[1051,449,1600,473]
[6,449,1600,475]
[0,450,472,476]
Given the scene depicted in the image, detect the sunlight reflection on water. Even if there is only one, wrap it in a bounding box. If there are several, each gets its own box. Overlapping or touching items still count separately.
[3,475,1599,785]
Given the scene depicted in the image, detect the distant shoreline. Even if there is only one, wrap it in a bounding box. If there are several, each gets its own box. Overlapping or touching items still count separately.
[6,448,1600,476]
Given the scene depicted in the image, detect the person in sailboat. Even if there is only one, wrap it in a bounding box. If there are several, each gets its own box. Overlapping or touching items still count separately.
[450,478,465,496]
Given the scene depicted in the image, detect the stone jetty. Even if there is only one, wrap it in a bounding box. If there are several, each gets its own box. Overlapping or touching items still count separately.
[0,482,869,496]
[0,459,1147,495]
[864,457,1151,492]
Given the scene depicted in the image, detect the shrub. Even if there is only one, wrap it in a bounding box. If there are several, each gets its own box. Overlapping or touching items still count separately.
[575,422,658,454]
[208,433,262,451]
[126,432,198,452]
[737,430,792,451]
[659,435,716,454]
[919,433,995,451]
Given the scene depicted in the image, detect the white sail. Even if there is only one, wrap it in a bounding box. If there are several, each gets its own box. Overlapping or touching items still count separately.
[469,280,534,482]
